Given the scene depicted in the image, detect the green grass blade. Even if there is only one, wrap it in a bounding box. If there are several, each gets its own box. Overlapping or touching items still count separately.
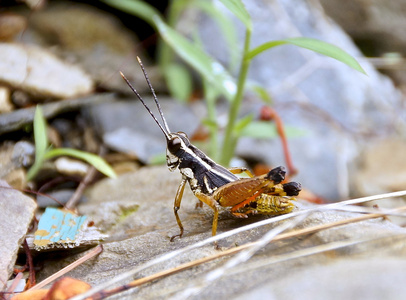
[286,38,366,74]
[164,63,193,103]
[219,0,252,31]
[247,37,366,74]
[101,0,161,27]
[233,114,254,135]
[27,106,48,181]
[246,40,286,59]
[250,84,273,104]
[33,105,48,160]
[154,16,236,100]
[45,148,117,178]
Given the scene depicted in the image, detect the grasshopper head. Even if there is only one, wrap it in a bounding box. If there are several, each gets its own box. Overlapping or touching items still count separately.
[166,132,189,171]
[120,57,192,173]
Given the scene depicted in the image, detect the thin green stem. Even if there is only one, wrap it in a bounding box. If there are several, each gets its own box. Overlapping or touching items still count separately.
[26,155,44,181]
[220,28,252,166]
[203,80,219,160]
[157,0,188,73]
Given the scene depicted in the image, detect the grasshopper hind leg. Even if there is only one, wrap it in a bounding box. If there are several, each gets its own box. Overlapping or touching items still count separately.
[228,167,254,178]
[193,192,221,237]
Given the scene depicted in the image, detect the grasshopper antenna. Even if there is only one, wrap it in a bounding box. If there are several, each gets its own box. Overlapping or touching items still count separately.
[136,56,172,135]
[120,71,171,140]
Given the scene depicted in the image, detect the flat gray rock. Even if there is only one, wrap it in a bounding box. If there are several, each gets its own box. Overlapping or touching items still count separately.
[236,258,406,300]
[34,167,406,299]
[0,180,37,291]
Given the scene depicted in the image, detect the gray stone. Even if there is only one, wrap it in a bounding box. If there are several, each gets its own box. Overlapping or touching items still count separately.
[34,166,406,300]
[81,166,195,239]
[319,0,406,85]
[22,2,164,94]
[236,258,406,300]
[0,86,13,113]
[352,138,406,196]
[36,189,86,208]
[0,93,114,134]
[12,141,35,168]
[0,180,37,291]
[320,0,406,54]
[86,99,200,163]
[0,43,93,99]
[0,141,28,189]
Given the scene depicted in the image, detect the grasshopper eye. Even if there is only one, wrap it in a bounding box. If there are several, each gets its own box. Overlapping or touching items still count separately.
[168,137,182,153]
[177,131,188,138]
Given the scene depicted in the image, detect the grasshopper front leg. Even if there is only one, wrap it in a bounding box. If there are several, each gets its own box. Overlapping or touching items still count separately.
[171,177,221,239]
[171,178,221,239]
[171,177,187,241]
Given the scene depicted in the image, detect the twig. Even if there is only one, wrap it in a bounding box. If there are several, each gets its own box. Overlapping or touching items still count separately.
[4,272,23,300]
[260,106,297,176]
[65,147,106,210]
[65,167,98,210]
[29,245,103,291]
[228,234,406,278]
[23,239,35,289]
[0,185,67,209]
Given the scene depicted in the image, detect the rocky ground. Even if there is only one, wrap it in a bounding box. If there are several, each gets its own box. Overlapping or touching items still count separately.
[1,0,406,299]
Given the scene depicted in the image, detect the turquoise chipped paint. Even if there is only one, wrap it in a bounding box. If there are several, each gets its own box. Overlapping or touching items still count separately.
[34,207,87,248]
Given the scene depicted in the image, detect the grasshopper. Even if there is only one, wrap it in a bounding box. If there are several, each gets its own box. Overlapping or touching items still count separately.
[121,57,301,240]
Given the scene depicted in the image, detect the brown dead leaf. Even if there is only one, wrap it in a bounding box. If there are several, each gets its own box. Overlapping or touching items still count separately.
[11,277,91,300]
[10,289,48,300]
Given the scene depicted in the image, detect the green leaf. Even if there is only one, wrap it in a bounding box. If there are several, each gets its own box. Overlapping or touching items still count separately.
[247,37,367,75]
[45,148,117,178]
[247,40,288,59]
[219,0,252,31]
[250,84,273,104]
[233,114,254,135]
[101,0,161,27]
[27,105,48,181]
[237,121,277,138]
[164,63,193,103]
[33,105,48,160]
[154,16,236,100]
[201,118,218,130]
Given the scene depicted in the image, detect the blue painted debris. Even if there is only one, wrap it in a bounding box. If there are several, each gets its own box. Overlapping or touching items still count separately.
[34,207,105,250]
